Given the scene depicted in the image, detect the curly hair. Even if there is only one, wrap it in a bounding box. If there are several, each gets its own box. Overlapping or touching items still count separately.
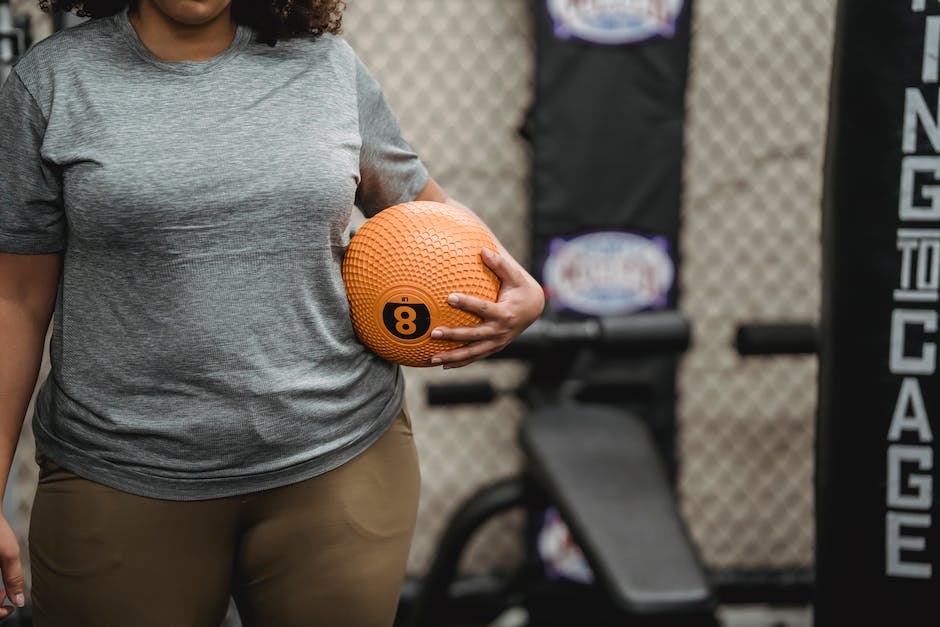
[38,0,346,45]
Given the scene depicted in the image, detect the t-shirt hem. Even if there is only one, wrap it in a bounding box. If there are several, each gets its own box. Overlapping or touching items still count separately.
[0,230,65,254]
[31,385,404,502]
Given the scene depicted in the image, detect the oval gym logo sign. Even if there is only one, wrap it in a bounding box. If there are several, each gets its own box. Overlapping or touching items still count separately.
[547,0,684,45]
[542,231,674,316]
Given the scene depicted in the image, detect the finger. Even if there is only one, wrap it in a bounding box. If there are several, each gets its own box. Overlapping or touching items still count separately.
[1,552,25,609]
[441,344,505,368]
[443,359,475,370]
[480,247,523,285]
[431,323,505,344]
[0,588,13,619]
[446,293,502,320]
[432,339,503,366]
[439,354,481,369]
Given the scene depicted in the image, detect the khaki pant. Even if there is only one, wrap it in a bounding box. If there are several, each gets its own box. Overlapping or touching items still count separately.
[28,409,421,627]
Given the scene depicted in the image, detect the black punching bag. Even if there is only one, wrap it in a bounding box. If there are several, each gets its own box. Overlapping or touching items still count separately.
[818,1,939,624]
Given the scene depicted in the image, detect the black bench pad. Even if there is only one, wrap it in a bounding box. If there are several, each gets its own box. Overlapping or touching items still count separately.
[520,403,713,614]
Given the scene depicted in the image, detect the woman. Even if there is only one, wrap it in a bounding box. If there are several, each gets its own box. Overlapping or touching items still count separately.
[0,0,544,624]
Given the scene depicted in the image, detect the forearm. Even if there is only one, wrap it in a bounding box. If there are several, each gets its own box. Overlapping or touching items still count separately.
[0,299,50,507]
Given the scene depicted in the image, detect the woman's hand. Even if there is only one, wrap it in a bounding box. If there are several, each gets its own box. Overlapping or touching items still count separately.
[0,515,25,618]
[412,176,544,367]
[430,246,544,369]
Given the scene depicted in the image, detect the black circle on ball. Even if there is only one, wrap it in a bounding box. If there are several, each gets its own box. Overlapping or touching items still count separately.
[383,302,431,339]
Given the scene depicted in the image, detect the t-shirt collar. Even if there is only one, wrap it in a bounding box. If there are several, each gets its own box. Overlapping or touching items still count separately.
[114,5,252,75]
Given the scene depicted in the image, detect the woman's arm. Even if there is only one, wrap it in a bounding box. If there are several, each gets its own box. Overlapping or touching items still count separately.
[0,252,61,615]
[414,178,545,369]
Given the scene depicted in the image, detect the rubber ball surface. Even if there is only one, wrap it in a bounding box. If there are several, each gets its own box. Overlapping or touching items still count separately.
[342,201,501,367]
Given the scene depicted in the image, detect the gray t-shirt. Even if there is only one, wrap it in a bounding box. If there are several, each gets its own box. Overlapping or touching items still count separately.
[0,10,429,499]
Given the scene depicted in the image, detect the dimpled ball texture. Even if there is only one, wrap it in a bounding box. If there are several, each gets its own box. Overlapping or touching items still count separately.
[342,201,501,367]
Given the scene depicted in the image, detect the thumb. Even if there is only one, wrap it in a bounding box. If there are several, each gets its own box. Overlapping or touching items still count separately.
[1,551,25,608]
[480,247,519,286]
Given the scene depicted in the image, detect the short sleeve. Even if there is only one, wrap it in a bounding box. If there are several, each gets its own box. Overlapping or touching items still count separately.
[0,70,66,254]
[354,57,429,217]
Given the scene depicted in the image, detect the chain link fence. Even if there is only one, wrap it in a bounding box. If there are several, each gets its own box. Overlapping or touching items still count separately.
[677,0,836,570]
[6,0,838,600]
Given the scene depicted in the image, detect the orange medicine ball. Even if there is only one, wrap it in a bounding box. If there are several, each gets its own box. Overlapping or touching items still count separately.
[342,201,501,367]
